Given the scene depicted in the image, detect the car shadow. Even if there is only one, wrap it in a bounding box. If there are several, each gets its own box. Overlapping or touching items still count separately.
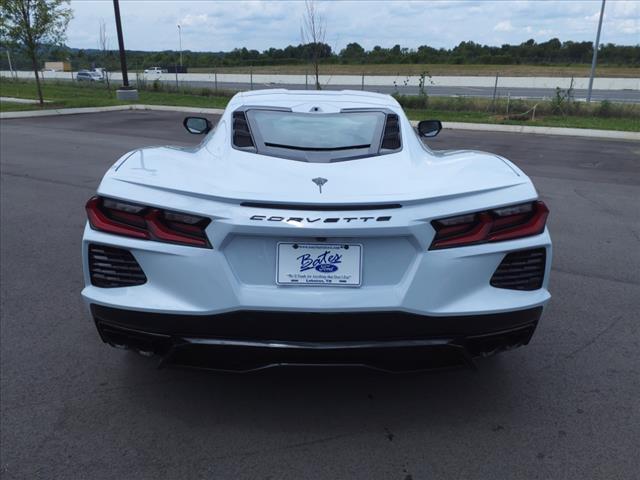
[116,351,526,437]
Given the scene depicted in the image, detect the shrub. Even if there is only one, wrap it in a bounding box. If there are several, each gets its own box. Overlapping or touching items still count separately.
[597,100,613,118]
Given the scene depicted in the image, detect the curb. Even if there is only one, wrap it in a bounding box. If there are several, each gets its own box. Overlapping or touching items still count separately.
[410,120,640,141]
[133,104,226,115]
[2,104,638,141]
[0,104,226,119]
[0,105,131,118]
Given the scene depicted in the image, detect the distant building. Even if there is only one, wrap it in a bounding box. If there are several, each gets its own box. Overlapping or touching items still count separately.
[44,61,71,72]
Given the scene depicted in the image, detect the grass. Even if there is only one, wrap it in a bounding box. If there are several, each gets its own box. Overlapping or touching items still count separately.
[405,108,639,131]
[186,63,640,78]
[0,78,230,111]
[2,78,638,132]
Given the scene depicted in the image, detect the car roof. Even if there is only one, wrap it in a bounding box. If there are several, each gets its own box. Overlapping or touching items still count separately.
[227,89,401,111]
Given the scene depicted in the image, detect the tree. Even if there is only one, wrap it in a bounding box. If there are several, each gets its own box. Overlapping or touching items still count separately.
[0,0,72,104]
[98,18,110,89]
[300,0,326,90]
[340,42,365,63]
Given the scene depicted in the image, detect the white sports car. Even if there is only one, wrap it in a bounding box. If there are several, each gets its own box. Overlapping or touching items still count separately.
[82,89,551,372]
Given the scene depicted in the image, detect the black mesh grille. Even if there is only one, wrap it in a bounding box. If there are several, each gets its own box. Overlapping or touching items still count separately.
[381,114,401,150]
[490,248,546,291]
[232,111,255,148]
[88,244,147,288]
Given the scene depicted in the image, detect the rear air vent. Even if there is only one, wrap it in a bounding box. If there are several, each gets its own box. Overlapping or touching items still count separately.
[232,111,255,149]
[88,244,147,288]
[490,248,546,291]
[381,114,401,150]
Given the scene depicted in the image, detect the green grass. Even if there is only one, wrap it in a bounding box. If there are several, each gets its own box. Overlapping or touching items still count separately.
[404,108,639,131]
[0,79,230,111]
[2,78,638,132]
[186,63,640,78]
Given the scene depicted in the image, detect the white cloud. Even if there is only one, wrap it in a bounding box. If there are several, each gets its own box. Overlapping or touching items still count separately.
[494,20,514,32]
[537,29,554,37]
[66,0,640,52]
[179,14,209,27]
[615,19,639,35]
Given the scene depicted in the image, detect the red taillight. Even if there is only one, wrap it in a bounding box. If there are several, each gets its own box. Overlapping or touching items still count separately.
[85,196,211,248]
[430,201,549,250]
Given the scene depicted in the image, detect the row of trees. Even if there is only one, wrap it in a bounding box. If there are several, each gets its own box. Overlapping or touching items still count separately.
[2,38,639,73]
[159,39,640,66]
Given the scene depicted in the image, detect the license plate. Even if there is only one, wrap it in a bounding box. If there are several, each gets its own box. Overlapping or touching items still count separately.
[276,243,362,286]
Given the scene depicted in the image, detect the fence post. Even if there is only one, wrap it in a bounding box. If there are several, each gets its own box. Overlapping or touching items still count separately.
[250,67,253,90]
[491,73,499,112]
[6,50,14,79]
[506,92,510,117]
[361,73,365,90]
[305,71,308,90]
[214,72,218,93]
[175,65,179,91]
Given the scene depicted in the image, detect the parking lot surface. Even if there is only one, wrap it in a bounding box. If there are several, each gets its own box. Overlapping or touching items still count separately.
[1,111,639,479]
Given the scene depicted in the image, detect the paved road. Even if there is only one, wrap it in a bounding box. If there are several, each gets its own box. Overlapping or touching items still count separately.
[42,75,640,103]
[1,111,639,479]
[193,81,640,103]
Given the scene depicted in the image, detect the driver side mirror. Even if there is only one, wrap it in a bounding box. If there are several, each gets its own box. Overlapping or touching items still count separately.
[417,120,442,138]
[183,116,212,135]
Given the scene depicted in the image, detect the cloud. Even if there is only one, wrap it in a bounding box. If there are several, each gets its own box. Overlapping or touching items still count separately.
[66,0,640,52]
[494,20,514,32]
[615,19,639,35]
[179,14,209,27]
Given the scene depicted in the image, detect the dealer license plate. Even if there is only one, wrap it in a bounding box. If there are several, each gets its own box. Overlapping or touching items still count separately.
[276,243,362,286]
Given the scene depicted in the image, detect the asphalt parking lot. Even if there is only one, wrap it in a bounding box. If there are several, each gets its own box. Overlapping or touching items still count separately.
[1,110,639,479]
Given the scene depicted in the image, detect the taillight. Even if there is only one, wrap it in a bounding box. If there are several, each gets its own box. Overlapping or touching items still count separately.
[86,196,211,248]
[430,201,549,250]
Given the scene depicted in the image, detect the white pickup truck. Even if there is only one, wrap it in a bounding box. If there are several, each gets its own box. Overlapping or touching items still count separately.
[143,66,167,74]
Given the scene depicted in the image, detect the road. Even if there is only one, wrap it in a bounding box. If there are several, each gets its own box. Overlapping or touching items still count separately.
[27,73,640,103]
[188,80,640,103]
[1,111,639,479]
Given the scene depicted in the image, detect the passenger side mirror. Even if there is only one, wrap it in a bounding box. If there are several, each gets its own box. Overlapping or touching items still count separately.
[183,116,212,135]
[417,120,442,138]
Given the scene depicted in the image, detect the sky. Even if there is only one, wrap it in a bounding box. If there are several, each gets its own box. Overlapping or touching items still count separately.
[67,0,639,52]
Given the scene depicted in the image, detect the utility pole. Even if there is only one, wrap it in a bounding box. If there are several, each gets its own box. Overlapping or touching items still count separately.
[178,24,183,68]
[113,0,138,99]
[587,0,606,103]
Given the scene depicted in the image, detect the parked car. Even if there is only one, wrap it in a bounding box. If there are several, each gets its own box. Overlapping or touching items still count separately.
[82,90,552,372]
[143,66,167,74]
[76,70,104,82]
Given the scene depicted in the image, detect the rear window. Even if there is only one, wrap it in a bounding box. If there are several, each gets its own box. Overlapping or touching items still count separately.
[248,110,384,150]
[238,109,399,162]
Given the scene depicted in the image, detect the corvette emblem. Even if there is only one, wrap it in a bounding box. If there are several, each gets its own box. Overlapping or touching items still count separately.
[312,177,327,193]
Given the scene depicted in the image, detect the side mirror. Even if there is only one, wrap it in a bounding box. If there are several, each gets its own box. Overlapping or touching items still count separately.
[183,116,212,135]
[417,120,442,138]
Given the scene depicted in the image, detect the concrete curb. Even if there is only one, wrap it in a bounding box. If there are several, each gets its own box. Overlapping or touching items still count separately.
[2,103,638,141]
[0,104,226,119]
[132,104,226,115]
[0,105,131,118]
[410,120,640,141]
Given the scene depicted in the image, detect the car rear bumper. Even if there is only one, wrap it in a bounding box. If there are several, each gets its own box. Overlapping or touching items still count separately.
[91,304,543,372]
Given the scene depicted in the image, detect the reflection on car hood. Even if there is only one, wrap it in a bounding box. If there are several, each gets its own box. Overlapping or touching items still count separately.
[99,142,532,206]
